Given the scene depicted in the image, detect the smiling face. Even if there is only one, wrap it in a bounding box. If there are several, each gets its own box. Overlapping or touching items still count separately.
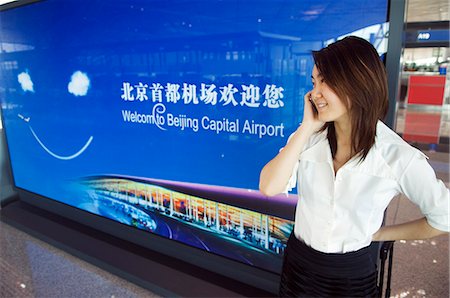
[15,70,94,161]
[311,65,350,124]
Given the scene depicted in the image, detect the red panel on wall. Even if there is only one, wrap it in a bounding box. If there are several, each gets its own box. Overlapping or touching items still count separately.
[402,110,441,144]
[407,75,446,106]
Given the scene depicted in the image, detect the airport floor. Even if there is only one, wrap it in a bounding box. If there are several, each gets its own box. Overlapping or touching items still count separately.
[1,105,449,298]
[0,221,159,298]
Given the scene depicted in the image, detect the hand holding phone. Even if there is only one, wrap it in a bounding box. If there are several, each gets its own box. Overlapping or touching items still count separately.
[309,95,319,115]
[301,91,324,132]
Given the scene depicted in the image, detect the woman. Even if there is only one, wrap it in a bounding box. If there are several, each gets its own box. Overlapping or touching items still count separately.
[259,36,449,297]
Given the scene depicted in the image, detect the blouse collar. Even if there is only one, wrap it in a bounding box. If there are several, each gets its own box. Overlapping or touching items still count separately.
[299,121,398,180]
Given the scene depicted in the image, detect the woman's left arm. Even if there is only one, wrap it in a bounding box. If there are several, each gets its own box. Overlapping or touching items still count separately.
[372,217,448,241]
[374,150,450,241]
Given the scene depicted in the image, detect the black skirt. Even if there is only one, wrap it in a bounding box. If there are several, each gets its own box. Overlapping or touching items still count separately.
[279,232,378,297]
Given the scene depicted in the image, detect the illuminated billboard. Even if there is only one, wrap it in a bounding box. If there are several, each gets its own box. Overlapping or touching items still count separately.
[0,0,389,275]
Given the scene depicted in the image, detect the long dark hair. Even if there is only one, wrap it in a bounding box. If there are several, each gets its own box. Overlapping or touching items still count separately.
[312,36,388,162]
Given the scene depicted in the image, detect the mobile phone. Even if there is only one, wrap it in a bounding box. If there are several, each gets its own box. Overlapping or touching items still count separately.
[309,97,318,114]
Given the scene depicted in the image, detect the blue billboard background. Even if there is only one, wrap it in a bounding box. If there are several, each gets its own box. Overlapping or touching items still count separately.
[0,0,388,273]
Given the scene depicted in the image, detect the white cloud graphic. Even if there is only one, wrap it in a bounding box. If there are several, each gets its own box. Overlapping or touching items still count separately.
[68,71,90,96]
[18,72,34,92]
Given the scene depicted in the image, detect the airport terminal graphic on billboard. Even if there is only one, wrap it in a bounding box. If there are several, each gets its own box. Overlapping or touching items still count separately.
[0,0,389,273]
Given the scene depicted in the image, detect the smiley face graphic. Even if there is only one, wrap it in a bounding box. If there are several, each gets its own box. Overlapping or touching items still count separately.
[17,70,94,160]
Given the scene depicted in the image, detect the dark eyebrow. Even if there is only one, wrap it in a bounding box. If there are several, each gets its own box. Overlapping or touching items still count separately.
[311,73,323,80]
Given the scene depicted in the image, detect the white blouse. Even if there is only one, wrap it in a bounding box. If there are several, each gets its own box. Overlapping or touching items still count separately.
[284,121,449,253]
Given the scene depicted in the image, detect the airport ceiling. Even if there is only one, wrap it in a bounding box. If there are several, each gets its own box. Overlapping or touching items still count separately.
[407,0,449,22]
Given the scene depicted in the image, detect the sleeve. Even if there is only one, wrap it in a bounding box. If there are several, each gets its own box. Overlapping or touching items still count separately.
[399,151,450,232]
[279,132,299,194]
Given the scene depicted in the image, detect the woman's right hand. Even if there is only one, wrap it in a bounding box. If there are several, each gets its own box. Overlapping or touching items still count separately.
[260,91,322,196]
[300,91,325,133]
